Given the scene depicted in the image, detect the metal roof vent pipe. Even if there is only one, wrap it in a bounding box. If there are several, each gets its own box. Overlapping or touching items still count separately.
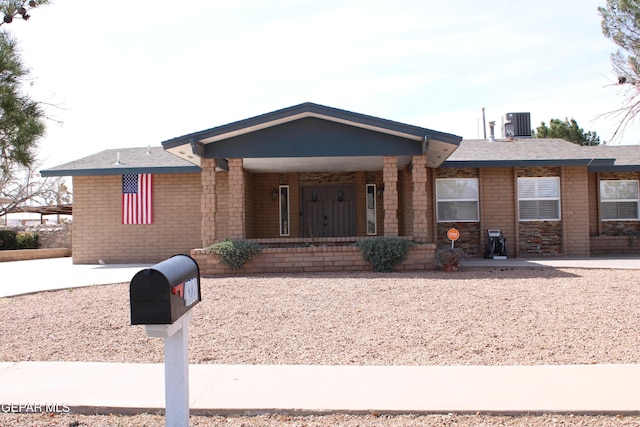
[488,121,496,142]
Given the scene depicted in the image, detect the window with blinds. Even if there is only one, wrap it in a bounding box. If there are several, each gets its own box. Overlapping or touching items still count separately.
[517,177,560,221]
[436,178,479,222]
[600,180,639,220]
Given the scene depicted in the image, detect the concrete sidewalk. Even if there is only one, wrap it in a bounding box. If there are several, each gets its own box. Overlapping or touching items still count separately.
[1,362,639,415]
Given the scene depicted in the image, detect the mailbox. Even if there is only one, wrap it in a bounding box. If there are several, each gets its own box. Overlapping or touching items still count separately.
[130,254,201,325]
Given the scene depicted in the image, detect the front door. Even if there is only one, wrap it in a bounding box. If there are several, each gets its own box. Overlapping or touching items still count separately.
[301,185,355,238]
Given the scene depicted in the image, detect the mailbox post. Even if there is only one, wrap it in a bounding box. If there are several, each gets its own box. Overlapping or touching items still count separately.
[130,254,201,427]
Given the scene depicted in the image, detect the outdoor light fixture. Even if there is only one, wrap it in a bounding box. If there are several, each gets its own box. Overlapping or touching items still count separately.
[312,191,318,202]
[337,190,344,202]
[271,188,278,201]
[377,185,385,198]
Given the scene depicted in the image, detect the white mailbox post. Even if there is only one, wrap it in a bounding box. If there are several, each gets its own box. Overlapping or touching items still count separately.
[130,254,201,427]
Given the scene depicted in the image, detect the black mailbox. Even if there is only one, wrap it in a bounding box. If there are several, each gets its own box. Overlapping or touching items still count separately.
[130,254,201,325]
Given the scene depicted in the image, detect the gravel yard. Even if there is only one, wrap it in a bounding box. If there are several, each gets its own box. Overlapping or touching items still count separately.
[1,267,639,426]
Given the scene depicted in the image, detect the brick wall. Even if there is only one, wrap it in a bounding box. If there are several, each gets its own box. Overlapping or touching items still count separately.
[588,173,599,236]
[355,172,367,236]
[192,242,436,275]
[72,173,201,264]
[478,168,516,256]
[251,173,280,238]
[561,166,590,256]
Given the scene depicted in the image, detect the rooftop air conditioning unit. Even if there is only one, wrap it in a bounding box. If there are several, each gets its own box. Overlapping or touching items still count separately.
[503,112,531,138]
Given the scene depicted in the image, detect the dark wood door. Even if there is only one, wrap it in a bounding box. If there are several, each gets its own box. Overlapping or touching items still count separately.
[302,185,355,237]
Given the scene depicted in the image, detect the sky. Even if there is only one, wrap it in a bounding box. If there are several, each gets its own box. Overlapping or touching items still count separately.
[5,0,638,171]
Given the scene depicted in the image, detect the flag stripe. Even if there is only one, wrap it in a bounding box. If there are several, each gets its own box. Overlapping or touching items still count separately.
[122,174,153,224]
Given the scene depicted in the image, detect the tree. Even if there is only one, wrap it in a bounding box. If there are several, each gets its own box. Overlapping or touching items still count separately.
[0,160,69,219]
[0,0,60,219]
[533,118,602,146]
[0,1,47,26]
[0,31,45,179]
[599,0,640,139]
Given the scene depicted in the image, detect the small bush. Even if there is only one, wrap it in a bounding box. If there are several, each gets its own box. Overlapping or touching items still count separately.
[206,239,262,270]
[434,247,465,268]
[354,237,415,273]
[17,232,39,249]
[0,229,18,250]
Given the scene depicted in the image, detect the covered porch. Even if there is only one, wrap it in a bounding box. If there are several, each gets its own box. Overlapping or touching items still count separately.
[162,103,462,274]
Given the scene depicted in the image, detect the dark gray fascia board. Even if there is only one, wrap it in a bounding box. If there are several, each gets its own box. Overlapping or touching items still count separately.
[441,159,616,169]
[162,102,462,149]
[40,165,202,177]
[588,165,640,172]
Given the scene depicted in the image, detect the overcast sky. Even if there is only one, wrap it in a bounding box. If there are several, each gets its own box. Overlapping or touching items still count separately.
[6,0,636,170]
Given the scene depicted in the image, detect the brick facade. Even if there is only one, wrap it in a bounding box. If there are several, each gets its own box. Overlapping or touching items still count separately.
[68,153,638,266]
[72,173,202,264]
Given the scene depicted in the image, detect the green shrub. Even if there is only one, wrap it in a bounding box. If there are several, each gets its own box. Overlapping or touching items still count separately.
[0,230,18,250]
[206,239,262,270]
[354,237,415,273]
[16,232,39,249]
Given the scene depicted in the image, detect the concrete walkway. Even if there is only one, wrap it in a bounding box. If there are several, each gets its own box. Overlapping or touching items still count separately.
[1,255,638,298]
[1,256,639,416]
[0,257,151,297]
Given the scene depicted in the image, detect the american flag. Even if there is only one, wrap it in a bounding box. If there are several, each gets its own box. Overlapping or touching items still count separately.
[122,174,153,224]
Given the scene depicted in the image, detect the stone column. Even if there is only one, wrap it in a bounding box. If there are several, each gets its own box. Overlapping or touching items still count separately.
[228,158,245,239]
[383,156,399,236]
[200,158,217,247]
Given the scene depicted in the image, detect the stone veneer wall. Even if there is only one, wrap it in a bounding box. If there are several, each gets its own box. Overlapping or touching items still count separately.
[518,222,562,256]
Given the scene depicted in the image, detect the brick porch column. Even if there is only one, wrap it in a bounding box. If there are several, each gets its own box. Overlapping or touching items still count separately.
[383,156,399,236]
[228,158,245,239]
[200,158,217,247]
[411,155,428,241]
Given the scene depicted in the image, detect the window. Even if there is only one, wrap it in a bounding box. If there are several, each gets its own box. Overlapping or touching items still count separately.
[436,178,479,222]
[279,185,290,236]
[366,184,377,235]
[518,177,560,221]
[600,180,639,220]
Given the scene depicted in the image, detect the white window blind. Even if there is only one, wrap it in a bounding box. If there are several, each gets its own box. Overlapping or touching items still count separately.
[436,178,479,222]
[600,180,639,220]
[518,177,560,221]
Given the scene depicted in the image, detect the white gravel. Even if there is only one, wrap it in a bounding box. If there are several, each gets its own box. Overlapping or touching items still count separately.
[1,267,639,426]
